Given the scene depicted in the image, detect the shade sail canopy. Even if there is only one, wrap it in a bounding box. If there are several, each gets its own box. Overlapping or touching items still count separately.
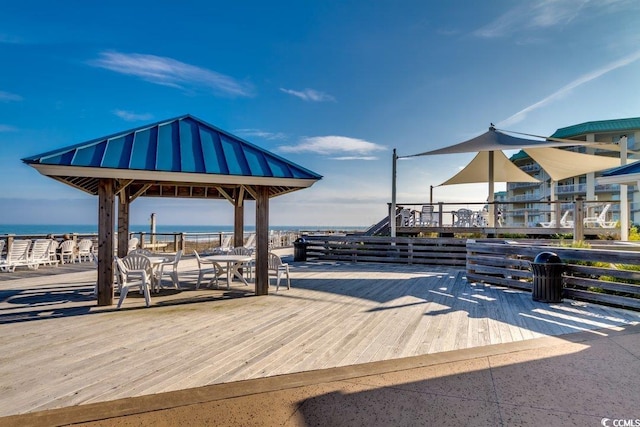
[439,151,539,186]
[22,114,322,199]
[410,127,567,157]
[524,147,625,182]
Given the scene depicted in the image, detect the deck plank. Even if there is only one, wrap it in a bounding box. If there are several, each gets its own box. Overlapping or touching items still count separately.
[0,256,638,417]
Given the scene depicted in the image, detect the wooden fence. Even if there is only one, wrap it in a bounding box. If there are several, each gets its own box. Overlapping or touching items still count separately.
[466,241,640,311]
[303,235,467,267]
[302,235,640,311]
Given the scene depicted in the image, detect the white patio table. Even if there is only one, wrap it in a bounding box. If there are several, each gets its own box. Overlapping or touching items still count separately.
[204,254,252,289]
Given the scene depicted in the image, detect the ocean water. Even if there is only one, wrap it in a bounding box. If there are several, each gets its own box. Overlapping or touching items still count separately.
[0,224,367,236]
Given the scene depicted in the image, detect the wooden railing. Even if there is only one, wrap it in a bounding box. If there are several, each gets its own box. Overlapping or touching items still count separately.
[467,241,640,311]
[303,235,467,267]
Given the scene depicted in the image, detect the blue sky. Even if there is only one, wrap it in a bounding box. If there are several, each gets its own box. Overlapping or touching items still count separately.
[1,0,640,228]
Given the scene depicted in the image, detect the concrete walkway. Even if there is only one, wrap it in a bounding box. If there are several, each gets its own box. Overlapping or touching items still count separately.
[3,323,639,427]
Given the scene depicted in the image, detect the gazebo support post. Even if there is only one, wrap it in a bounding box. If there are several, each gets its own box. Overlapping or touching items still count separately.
[255,186,269,295]
[97,178,115,306]
[234,199,244,248]
[117,186,130,258]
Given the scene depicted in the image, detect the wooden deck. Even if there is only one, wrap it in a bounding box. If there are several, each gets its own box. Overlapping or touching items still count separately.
[1,252,638,417]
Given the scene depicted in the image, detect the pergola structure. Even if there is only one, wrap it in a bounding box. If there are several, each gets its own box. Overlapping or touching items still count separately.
[22,115,322,306]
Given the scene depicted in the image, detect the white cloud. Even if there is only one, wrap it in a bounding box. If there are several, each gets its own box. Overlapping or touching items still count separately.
[498,49,640,127]
[113,110,154,122]
[0,124,17,132]
[90,51,253,97]
[280,87,335,102]
[278,135,386,159]
[474,0,633,38]
[235,128,287,140]
[331,156,378,161]
[0,91,23,102]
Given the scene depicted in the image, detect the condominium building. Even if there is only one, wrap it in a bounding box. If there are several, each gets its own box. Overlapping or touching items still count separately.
[506,117,640,227]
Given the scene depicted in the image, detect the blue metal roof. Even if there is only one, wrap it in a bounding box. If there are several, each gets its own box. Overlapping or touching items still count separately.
[23,115,322,198]
[550,117,640,139]
[600,161,640,178]
[23,114,321,180]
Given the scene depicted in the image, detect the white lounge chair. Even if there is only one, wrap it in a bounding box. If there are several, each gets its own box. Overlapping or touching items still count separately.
[213,234,233,254]
[244,233,256,252]
[420,205,436,226]
[127,237,139,253]
[0,240,32,272]
[540,211,572,228]
[115,254,152,308]
[48,240,59,265]
[28,239,53,270]
[584,204,616,228]
[268,252,290,291]
[155,250,182,291]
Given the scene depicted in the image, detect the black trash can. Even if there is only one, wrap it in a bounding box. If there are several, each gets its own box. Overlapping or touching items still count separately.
[293,238,308,262]
[531,251,564,303]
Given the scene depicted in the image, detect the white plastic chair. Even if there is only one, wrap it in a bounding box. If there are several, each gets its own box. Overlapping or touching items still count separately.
[77,239,94,262]
[193,250,222,289]
[58,240,76,264]
[584,204,616,228]
[155,250,182,291]
[28,239,52,270]
[115,254,152,308]
[268,252,290,291]
[0,239,32,272]
[48,240,59,265]
[230,246,253,282]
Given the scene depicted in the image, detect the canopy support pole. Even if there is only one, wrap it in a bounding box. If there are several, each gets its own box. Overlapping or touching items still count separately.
[620,136,629,241]
[487,151,495,227]
[391,149,397,238]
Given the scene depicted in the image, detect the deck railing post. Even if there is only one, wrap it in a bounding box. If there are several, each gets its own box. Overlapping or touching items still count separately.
[574,197,584,241]
[438,202,444,227]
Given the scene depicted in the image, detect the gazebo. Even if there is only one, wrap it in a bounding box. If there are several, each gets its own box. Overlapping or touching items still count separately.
[22,115,322,306]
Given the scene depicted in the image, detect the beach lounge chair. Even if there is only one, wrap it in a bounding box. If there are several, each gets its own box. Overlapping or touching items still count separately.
[213,234,233,254]
[77,239,94,262]
[58,239,76,264]
[584,204,616,228]
[127,237,139,253]
[0,240,5,260]
[540,210,572,228]
[28,239,53,270]
[155,250,182,291]
[115,254,152,308]
[0,239,32,272]
[244,233,256,252]
[193,250,222,289]
[268,252,290,291]
[419,205,436,226]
